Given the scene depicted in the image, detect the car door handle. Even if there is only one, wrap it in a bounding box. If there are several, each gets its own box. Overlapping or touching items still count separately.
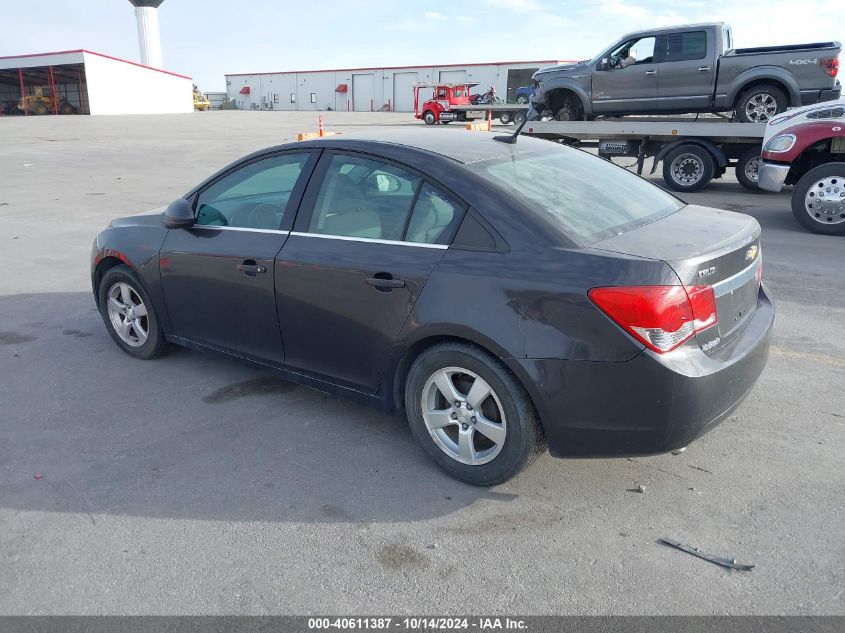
[237,260,266,276]
[365,273,405,290]
[644,70,656,76]
[698,66,712,72]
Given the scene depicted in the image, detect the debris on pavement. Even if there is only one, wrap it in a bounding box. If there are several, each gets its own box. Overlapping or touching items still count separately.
[637,485,646,493]
[659,537,755,571]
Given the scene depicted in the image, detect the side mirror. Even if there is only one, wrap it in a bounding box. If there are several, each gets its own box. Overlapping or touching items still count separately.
[163,198,195,229]
[598,58,610,71]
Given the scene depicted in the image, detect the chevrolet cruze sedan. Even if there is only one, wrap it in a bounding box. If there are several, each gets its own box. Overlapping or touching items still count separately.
[91,131,773,485]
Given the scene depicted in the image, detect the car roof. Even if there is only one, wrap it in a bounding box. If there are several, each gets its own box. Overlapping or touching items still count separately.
[288,129,557,165]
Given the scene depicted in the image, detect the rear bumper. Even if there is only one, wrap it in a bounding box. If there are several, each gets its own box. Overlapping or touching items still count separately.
[758,161,791,192]
[800,83,841,105]
[506,286,774,458]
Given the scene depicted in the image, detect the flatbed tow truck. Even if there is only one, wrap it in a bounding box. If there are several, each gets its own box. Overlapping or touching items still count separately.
[522,116,766,192]
[413,82,529,126]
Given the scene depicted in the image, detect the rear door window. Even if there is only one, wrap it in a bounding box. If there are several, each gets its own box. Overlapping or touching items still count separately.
[665,31,707,62]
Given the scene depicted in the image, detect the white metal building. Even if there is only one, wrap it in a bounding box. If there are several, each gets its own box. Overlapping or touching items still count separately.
[0,49,193,116]
[224,60,568,112]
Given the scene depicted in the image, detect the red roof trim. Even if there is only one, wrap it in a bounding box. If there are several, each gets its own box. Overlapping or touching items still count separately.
[0,48,192,80]
[226,59,575,78]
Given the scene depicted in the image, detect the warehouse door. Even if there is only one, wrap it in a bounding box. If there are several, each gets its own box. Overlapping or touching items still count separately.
[439,70,467,84]
[392,72,417,112]
[352,73,374,111]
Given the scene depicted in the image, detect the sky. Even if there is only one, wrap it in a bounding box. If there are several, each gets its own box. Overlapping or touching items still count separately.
[1,0,843,91]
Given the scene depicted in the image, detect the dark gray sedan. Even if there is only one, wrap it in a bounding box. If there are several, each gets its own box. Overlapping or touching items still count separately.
[91,131,773,485]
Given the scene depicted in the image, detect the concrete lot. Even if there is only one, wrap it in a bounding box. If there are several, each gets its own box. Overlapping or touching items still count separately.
[0,111,843,615]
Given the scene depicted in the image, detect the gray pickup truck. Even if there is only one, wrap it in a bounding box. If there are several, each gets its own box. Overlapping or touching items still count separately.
[530,22,841,123]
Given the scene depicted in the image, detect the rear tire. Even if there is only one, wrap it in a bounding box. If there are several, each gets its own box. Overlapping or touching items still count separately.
[405,343,545,486]
[663,144,715,192]
[790,162,845,235]
[512,111,527,127]
[97,265,167,360]
[736,147,762,191]
[516,94,530,104]
[735,84,787,123]
[499,112,512,125]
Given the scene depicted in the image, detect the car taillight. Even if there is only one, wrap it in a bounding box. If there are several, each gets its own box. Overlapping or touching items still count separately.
[820,57,839,77]
[588,285,718,354]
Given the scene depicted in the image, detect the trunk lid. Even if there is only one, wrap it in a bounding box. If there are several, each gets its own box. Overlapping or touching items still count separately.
[591,205,762,354]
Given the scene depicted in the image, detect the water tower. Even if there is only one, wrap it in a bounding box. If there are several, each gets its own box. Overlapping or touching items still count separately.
[128,1,164,68]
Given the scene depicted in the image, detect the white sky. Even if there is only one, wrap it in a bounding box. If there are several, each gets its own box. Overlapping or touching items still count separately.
[1,0,842,91]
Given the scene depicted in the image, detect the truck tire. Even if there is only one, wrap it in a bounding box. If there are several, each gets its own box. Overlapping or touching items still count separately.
[499,112,512,125]
[512,111,527,127]
[736,147,762,191]
[663,144,715,192]
[735,84,787,123]
[423,110,437,125]
[790,162,845,235]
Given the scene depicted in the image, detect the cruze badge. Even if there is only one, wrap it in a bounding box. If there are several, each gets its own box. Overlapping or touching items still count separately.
[698,266,716,279]
[745,245,758,261]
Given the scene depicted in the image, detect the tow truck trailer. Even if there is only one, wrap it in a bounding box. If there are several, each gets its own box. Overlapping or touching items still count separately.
[522,117,766,192]
[413,82,529,126]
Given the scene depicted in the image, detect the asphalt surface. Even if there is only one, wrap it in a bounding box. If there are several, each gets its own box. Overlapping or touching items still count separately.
[0,112,843,615]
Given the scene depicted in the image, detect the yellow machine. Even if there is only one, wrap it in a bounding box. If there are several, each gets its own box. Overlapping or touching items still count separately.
[16,86,77,115]
[18,87,52,115]
[193,84,210,111]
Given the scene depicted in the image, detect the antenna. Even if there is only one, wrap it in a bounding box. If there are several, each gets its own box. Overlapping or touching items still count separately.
[493,111,535,144]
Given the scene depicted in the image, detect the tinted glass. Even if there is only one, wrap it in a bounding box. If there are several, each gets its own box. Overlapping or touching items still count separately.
[406,184,461,244]
[309,154,420,240]
[467,146,683,244]
[666,31,707,62]
[195,153,309,229]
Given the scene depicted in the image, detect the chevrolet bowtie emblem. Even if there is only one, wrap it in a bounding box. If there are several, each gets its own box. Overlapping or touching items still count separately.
[745,245,758,261]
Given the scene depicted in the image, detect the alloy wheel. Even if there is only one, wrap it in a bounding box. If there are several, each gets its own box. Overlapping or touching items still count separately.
[421,366,507,466]
[106,282,149,347]
[804,176,845,225]
[744,93,778,123]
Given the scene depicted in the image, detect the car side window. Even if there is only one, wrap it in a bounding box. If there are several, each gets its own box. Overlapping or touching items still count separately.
[195,153,309,230]
[308,154,420,240]
[405,183,461,245]
[665,31,707,62]
[611,37,656,68]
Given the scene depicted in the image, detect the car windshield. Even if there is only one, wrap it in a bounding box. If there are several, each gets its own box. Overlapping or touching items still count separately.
[467,146,684,244]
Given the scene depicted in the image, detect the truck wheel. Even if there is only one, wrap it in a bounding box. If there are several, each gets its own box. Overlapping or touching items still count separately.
[736,147,762,191]
[735,84,787,123]
[516,95,529,104]
[791,163,845,235]
[663,145,715,192]
[512,111,527,127]
[423,110,437,125]
[499,112,512,125]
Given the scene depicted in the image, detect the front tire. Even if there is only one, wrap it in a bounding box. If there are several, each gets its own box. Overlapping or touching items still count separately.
[98,265,167,359]
[663,144,715,192]
[423,110,437,125]
[405,343,545,486]
[735,84,787,123]
[791,163,845,235]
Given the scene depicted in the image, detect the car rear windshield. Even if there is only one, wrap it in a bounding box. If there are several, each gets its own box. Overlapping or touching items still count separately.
[467,146,684,244]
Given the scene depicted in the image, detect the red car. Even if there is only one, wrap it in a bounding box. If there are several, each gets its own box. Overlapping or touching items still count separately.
[758,99,845,235]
